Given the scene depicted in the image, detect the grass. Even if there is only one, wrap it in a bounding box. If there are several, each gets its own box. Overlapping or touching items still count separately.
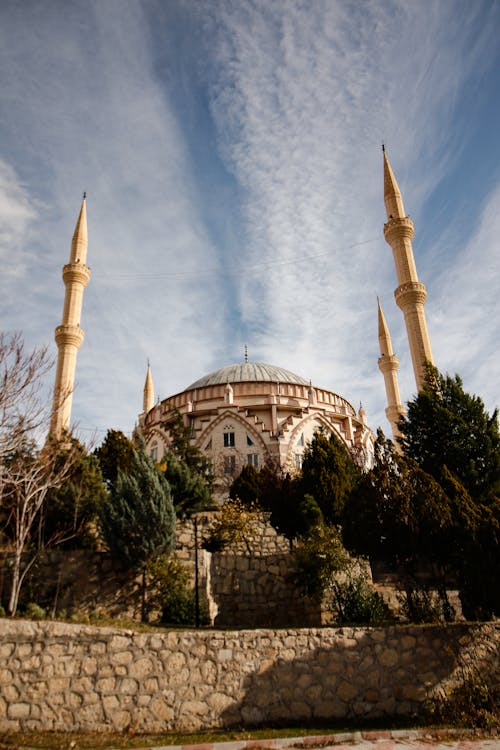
[1,718,489,750]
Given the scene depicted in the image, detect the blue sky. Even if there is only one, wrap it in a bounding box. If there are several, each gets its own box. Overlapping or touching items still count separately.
[1,0,499,443]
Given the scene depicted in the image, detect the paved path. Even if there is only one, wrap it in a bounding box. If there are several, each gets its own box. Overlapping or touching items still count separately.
[145,730,500,750]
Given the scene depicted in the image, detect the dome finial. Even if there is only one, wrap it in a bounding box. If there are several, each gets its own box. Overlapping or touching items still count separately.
[244,344,248,363]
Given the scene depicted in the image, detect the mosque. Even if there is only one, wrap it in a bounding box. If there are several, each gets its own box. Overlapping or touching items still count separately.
[50,151,434,493]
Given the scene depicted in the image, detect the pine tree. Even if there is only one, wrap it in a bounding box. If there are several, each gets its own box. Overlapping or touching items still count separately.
[399,364,500,502]
[300,430,360,524]
[99,447,175,620]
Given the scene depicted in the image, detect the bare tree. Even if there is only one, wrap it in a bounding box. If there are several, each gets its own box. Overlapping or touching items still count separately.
[0,332,52,461]
[2,438,77,614]
[0,332,77,615]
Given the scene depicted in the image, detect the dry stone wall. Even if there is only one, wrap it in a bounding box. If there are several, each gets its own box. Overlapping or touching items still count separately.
[1,619,498,734]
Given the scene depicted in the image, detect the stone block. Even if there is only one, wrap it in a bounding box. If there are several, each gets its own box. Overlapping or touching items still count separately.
[150,696,174,721]
[7,702,30,720]
[129,657,154,679]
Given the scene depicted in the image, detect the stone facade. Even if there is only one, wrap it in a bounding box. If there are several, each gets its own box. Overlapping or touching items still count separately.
[0,619,498,733]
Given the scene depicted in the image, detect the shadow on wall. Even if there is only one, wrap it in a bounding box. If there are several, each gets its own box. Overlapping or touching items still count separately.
[210,552,322,628]
[219,624,499,726]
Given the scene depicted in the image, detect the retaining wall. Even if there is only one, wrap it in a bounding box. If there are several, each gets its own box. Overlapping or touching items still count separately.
[0,619,498,734]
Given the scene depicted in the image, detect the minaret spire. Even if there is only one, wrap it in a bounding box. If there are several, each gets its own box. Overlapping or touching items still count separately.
[377,298,406,444]
[50,195,91,438]
[383,150,434,391]
[143,363,155,414]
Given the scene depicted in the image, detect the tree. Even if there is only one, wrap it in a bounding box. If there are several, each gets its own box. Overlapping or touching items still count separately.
[160,450,212,517]
[291,525,350,602]
[98,446,175,621]
[229,463,322,542]
[42,437,107,548]
[299,430,360,524]
[94,429,135,488]
[399,364,500,503]
[0,332,52,461]
[0,332,79,615]
[343,430,453,574]
[166,411,213,481]
[1,436,78,615]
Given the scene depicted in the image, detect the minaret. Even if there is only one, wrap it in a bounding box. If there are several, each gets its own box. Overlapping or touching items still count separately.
[50,195,91,438]
[143,363,154,413]
[383,148,434,390]
[377,298,406,443]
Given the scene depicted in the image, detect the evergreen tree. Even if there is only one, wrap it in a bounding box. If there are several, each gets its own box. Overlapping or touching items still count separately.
[94,429,135,488]
[98,446,175,620]
[300,430,360,524]
[43,437,107,548]
[343,430,452,574]
[166,411,213,481]
[399,364,500,502]
[160,450,212,517]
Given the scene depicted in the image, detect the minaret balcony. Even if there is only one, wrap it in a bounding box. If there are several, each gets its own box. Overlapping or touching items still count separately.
[384,216,415,244]
[395,281,427,309]
[62,263,91,286]
[55,324,85,348]
[378,353,400,373]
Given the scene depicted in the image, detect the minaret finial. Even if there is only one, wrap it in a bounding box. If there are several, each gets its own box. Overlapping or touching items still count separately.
[83,191,87,200]
[244,344,248,363]
[382,143,385,153]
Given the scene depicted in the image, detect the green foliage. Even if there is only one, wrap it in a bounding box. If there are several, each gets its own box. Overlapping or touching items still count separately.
[148,554,208,626]
[291,525,350,602]
[426,676,499,729]
[230,462,322,542]
[160,451,212,517]
[398,584,455,624]
[331,575,392,626]
[343,431,452,573]
[202,498,263,554]
[24,602,46,620]
[229,464,261,506]
[399,364,500,502]
[94,429,136,488]
[300,431,360,524]
[42,438,107,548]
[166,411,213,482]
[99,447,175,571]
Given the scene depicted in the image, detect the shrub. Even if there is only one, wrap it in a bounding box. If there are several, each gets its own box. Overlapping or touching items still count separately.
[331,575,392,625]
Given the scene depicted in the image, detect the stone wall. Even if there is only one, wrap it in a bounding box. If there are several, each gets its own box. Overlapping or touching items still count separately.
[0,619,498,734]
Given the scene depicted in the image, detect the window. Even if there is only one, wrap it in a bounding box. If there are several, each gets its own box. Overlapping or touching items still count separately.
[205,438,212,450]
[246,435,254,446]
[294,453,303,470]
[224,455,236,475]
[297,433,304,446]
[247,453,259,468]
[223,432,235,447]
[150,443,158,462]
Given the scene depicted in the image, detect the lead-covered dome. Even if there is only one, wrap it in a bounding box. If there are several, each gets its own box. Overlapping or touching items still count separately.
[186,362,310,390]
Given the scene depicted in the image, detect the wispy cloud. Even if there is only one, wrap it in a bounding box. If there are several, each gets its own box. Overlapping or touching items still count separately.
[0,0,498,440]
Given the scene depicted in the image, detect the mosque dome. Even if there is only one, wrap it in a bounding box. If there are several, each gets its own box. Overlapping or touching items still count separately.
[185,362,310,390]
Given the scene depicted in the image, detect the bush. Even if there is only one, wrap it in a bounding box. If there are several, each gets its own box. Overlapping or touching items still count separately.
[331,575,392,625]
[148,554,208,626]
[426,676,499,728]
[398,584,455,623]
[24,602,46,620]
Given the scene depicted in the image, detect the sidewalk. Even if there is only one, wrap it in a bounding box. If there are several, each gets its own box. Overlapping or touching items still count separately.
[145,730,500,750]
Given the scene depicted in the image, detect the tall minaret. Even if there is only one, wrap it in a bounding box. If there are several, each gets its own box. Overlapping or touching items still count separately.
[383,148,434,391]
[377,298,406,443]
[143,363,154,413]
[50,195,91,438]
